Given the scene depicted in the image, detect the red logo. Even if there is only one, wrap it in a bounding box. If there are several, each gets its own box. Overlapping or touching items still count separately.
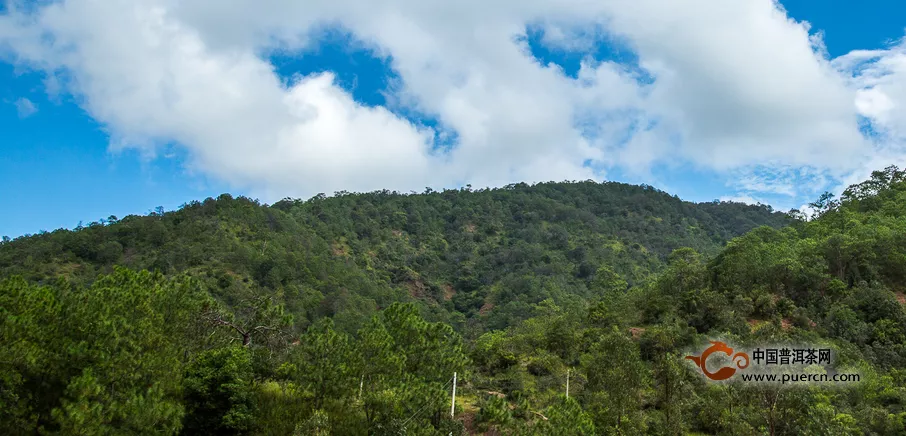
[686,341,750,381]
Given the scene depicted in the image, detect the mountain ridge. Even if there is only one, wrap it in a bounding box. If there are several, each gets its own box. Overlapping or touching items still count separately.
[0,179,789,336]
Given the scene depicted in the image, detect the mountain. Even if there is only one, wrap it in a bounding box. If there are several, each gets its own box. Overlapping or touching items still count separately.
[4,173,906,434]
[0,180,787,336]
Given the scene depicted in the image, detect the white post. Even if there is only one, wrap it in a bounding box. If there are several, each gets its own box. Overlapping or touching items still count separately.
[451,372,457,418]
[566,369,570,399]
[358,374,364,401]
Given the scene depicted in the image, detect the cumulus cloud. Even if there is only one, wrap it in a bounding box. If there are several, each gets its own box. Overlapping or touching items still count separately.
[0,0,903,203]
[596,0,866,171]
[830,37,906,193]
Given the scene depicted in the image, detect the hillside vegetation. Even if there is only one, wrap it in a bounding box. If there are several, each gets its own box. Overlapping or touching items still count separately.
[0,181,787,337]
[2,171,905,435]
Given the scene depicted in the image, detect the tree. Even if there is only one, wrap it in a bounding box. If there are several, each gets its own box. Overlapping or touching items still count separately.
[536,397,596,435]
[358,303,468,433]
[641,323,696,436]
[580,326,648,434]
[284,319,358,412]
[13,269,206,435]
[591,265,628,295]
[202,295,293,350]
[809,192,839,216]
[182,346,256,435]
[0,277,63,432]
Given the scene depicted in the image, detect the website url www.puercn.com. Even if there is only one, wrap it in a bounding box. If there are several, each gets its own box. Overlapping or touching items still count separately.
[740,373,861,384]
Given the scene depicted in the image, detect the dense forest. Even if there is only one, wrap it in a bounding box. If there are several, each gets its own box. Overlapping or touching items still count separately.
[1,171,904,435]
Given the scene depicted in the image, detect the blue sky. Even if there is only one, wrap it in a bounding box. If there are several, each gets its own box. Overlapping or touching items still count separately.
[1,0,905,238]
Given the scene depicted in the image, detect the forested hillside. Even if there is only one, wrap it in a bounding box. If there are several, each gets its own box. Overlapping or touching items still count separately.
[3,172,906,435]
[0,180,787,337]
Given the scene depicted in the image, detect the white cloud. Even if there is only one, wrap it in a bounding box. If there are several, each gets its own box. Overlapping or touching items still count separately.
[845,41,906,140]
[830,37,906,195]
[730,165,834,200]
[796,203,819,221]
[591,0,867,172]
[13,97,37,118]
[0,0,903,203]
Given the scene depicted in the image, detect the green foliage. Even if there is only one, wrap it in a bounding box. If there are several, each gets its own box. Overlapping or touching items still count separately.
[475,394,513,432]
[5,171,906,434]
[580,327,648,434]
[357,303,468,433]
[182,346,256,435]
[536,397,596,435]
[0,268,207,434]
[0,182,788,338]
